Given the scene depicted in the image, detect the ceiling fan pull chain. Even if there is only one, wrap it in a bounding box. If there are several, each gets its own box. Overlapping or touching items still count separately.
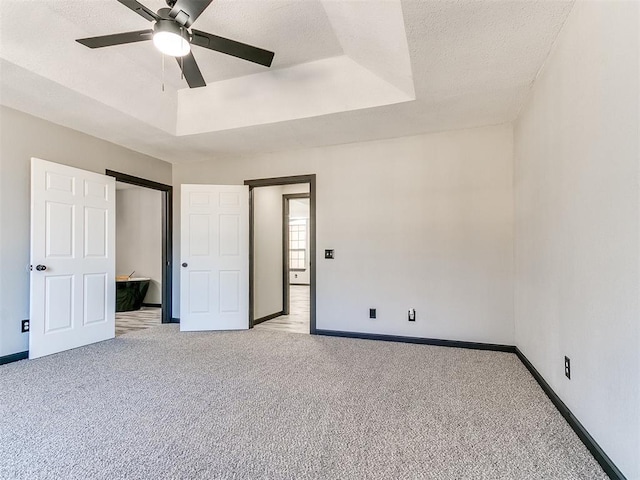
[161,53,165,92]
[180,33,185,81]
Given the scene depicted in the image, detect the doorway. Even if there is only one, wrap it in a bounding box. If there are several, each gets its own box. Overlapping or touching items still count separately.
[282,193,310,327]
[244,175,316,334]
[106,170,173,328]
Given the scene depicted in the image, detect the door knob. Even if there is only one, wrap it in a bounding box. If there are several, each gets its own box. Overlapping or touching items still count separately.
[36,265,47,271]
[181,262,188,268]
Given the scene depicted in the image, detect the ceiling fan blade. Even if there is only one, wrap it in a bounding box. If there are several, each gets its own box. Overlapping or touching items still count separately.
[76,29,153,49]
[191,30,274,67]
[116,0,159,22]
[169,0,214,28]
[176,52,207,88]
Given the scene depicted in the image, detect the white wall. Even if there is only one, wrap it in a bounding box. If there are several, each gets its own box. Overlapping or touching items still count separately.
[116,187,163,304]
[514,1,639,478]
[0,106,171,357]
[174,124,514,345]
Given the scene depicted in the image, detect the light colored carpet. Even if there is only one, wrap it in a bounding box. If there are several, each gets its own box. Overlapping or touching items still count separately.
[0,326,606,480]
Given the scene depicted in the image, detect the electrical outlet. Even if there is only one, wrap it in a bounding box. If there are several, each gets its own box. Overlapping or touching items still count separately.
[21,320,30,333]
[564,356,571,379]
[369,308,376,319]
[408,309,416,321]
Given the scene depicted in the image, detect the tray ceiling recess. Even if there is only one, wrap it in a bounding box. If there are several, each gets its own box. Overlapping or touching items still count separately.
[0,1,574,162]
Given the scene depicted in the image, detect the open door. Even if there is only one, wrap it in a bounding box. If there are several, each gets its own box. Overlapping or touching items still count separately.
[29,158,115,359]
[180,185,249,331]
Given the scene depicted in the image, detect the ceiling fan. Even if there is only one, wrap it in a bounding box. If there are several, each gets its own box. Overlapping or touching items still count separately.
[76,0,275,88]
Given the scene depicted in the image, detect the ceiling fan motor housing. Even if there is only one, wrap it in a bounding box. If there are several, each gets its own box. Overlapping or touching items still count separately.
[158,6,190,26]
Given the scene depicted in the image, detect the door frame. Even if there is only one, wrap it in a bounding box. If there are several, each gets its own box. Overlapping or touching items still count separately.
[282,193,310,315]
[244,175,316,334]
[105,170,173,324]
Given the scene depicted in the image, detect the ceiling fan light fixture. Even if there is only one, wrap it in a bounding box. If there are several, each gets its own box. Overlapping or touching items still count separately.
[153,20,190,57]
[76,0,275,89]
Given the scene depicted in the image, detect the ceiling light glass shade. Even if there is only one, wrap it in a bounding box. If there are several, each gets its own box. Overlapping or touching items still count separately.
[153,21,190,57]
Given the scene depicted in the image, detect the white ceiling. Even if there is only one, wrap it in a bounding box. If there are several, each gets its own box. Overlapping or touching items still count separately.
[0,0,574,164]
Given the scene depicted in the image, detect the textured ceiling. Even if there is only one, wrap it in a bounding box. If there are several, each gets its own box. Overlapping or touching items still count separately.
[0,0,574,163]
[47,0,345,86]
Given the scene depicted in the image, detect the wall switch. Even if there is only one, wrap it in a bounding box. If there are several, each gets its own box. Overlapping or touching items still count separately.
[21,320,30,333]
[408,309,416,321]
[564,356,571,379]
[369,308,376,319]
[324,249,335,259]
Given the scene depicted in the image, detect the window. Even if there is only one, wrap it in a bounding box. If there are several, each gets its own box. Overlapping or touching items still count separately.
[289,219,307,270]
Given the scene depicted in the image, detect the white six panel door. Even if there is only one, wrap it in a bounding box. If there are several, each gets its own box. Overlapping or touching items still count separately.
[30,158,115,359]
[180,185,249,331]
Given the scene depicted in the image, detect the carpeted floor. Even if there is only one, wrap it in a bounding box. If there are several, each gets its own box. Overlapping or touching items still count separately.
[0,326,606,479]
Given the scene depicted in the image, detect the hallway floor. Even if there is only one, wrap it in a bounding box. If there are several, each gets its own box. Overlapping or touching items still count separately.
[115,307,162,336]
[254,285,309,334]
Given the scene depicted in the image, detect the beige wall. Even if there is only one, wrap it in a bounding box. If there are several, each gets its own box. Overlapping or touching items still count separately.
[116,187,163,304]
[253,185,285,319]
[0,106,171,357]
[514,1,639,478]
[173,124,514,344]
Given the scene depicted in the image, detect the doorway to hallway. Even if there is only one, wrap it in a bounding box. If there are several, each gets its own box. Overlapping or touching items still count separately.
[254,192,310,334]
[245,175,316,334]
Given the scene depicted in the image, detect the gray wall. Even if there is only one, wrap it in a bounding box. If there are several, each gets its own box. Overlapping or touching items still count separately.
[0,106,171,357]
[116,187,163,304]
[514,1,639,478]
[173,124,515,345]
